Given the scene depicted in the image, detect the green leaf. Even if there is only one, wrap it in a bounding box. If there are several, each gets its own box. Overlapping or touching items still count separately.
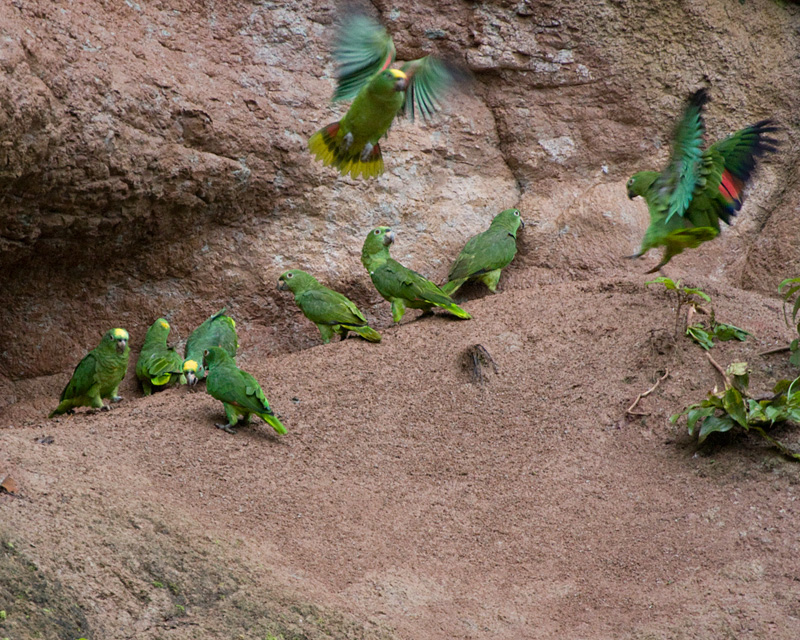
[686,406,716,436]
[723,387,748,428]
[713,322,751,342]
[687,325,714,350]
[764,403,789,425]
[697,415,735,444]
[790,348,800,368]
[747,399,768,424]
[645,276,677,290]
[683,287,711,302]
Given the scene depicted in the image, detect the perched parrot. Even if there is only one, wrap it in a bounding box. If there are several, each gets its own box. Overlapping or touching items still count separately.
[361,226,472,322]
[627,88,779,272]
[308,12,467,178]
[441,208,524,295]
[49,328,130,418]
[135,318,185,395]
[203,346,286,435]
[183,308,239,386]
[278,269,382,344]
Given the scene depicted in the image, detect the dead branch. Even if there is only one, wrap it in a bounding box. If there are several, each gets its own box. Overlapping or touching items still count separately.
[627,370,670,416]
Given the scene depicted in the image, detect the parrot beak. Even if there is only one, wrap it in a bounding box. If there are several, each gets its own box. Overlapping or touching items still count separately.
[186,371,197,386]
[384,230,395,246]
[277,279,288,291]
[519,219,525,230]
[116,339,128,353]
[394,77,407,92]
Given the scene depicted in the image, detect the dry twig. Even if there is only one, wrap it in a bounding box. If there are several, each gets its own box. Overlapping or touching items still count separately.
[627,370,670,416]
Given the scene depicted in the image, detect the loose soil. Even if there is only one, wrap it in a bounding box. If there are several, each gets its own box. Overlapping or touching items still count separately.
[3,265,800,639]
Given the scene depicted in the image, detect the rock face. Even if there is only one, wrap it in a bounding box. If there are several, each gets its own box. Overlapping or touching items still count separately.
[0,0,798,392]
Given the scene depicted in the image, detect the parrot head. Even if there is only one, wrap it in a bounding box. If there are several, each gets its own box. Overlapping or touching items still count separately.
[491,208,524,233]
[363,226,395,255]
[107,328,129,353]
[202,346,231,371]
[146,318,172,341]
[277,269,317,293]
[626,172,657,200]
[182,359,202,386]
[372,68,408,94]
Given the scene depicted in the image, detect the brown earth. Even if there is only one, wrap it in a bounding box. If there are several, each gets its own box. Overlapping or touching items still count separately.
[3,0,800,638]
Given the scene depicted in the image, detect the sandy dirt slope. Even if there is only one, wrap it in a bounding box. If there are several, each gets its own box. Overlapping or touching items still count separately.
[3,268,800,639]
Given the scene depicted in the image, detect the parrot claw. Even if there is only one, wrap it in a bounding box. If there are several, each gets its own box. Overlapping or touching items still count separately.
[111,396,123,404]
[215,423,237,434]
[342,132,354,151]
[360,142,374,162]
[100,404,111,412]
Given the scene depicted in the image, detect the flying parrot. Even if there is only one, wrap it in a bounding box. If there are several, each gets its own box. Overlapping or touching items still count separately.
[203,346,286,435]
[135,318,185,395]
[627,88,779,272]
[183,308,239,386]
[278,269,382,344]
[49,328,130,418]
[441,208,524,295]
[361,226,472,323]
[308,12,467,179]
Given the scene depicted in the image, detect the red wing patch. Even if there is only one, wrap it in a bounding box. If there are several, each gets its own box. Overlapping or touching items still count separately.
[719,169,743,206]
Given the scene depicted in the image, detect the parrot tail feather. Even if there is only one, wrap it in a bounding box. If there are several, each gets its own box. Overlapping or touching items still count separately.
[346,324,382,343]
[440,279,464,296]
[440,302,471,319]
[259,411,287,435]
[309,122,384,178]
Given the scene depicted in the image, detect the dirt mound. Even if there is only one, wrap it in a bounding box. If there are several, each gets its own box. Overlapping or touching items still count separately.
[3,270,800,639]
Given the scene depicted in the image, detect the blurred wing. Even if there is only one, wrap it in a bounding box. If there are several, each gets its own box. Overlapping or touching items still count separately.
[400,56,468,122]
[654,88,709,223]
[333,13,396,101]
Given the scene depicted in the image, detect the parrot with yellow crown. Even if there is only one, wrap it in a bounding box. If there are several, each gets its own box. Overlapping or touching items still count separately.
[309,12,467,178]
[49,328,130,417]
[136,318,185,395]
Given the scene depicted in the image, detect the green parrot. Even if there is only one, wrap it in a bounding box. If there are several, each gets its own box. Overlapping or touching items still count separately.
[627,88,779,272]
[182,308,239,386]
[203,346,286,435]
[441,208,524,295]
[278,269,382,344]
[361,226,472,323]
[49,328,130,418]
[135,318,185,396]
[309,12,467,179]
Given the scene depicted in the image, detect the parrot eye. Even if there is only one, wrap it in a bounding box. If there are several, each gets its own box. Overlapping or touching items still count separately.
[627,178,634,186]
[287,272,293,278]
[514,211,520,216]
[374,229,381,235]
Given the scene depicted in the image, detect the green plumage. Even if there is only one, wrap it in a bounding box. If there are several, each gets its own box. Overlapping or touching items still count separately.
[49,328,130,418]
[135,318,185,395]
[309,12,466,179]
[203,346,286,435]
[278,269,382,344]
[441,208,524,295]
[628,88,778,272]
[183,308,239,385]
[361,226,472,322]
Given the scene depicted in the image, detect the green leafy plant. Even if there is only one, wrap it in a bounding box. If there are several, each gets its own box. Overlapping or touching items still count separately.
[646,277,750,348]
[779,277,800,367]
[672,361,800,460]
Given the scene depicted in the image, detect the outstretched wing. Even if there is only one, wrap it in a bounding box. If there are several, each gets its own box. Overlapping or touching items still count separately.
[399,56,469,122]
[333,13,395,102]
[701,119,779,222]
[655,88,709,223]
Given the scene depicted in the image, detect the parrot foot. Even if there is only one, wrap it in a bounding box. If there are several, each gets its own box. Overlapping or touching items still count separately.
[100,404,111,412]
[342,132,354,151]
[111,396,123,404]
[360,142,374,162]
[215,423,237,434]
[66,409,75,415]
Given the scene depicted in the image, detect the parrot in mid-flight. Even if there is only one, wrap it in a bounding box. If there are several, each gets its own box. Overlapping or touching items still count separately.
[361,226,472,323]
[203,346,286,435]
[441,208,524,295]
[49,328,130,418]
[278,269,382,344]
[183,308,239,386]
[627,88,778,272]
[308,12,467,179]
[135,318,185,395]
